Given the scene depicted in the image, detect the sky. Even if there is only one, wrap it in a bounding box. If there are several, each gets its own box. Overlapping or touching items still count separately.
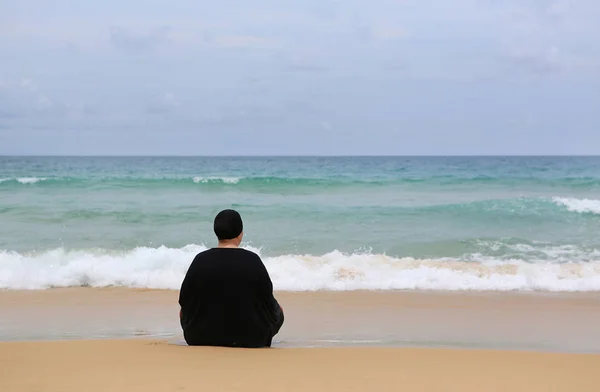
[1,0,599,155]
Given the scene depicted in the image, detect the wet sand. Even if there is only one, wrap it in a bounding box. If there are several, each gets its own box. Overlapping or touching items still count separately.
[2,288,600,352]
[1,339,600,392]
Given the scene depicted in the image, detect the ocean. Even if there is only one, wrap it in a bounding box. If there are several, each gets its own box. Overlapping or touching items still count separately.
[1,156,600,292]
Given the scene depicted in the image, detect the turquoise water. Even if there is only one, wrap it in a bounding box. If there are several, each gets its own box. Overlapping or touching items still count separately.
[2,156,600,291]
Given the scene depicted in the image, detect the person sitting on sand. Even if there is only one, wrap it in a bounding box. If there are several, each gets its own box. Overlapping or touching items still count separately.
[178,209,284,348]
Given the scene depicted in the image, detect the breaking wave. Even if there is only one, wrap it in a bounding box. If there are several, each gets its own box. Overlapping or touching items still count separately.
[553,197,600,215]
[3,175,600,190]
[2,244,600,292]
[0,177,47,184]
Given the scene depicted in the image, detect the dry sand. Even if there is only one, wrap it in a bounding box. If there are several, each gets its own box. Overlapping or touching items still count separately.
[1,338,600,392]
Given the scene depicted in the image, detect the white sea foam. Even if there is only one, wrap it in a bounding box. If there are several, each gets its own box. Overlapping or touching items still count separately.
[2,245,600,291]
[18,177,46,184]
[553,197,600,215]
[192,176,240,184]
[2,177,47,184]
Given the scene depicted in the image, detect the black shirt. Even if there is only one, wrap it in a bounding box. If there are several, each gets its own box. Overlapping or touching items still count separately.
[178,247,284,348]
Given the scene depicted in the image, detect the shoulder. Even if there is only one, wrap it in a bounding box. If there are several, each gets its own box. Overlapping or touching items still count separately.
[192,248,216,260]
[238,248,261,259]
[228,248,262,264]
[193,247,261,261]
[234,249,268,269]
[187,248,218,269]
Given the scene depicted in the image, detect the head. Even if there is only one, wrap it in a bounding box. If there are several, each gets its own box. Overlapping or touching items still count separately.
[213,209,244,246]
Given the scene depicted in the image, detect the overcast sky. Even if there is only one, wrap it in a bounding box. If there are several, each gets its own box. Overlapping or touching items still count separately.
[1,0,599,155]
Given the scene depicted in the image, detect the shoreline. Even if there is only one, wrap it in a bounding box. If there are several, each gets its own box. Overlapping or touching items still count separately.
[2,288,600,352]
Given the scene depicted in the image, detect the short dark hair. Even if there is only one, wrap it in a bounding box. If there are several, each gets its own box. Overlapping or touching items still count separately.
[213,209,243,240]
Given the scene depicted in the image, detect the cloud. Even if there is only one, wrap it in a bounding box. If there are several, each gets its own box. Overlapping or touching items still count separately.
[0,106,20,121]
[16,78,59,109]
[2,0,600,155]
[109,26,173,53]
[0,76,98,132]
[498,42,600,78]
[370,26,409,40]
[388,63,407,72]
[286,64,330,72]
[319,120,333,130]
[20,79,37,92]
[64,42,80,54]
[272,50,332,73]
[485,1,600,78]
[503,45,563,74]
[210,35,279,49]
[145,92,180,115]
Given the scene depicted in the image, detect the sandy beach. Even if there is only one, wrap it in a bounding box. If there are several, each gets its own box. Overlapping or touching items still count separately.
[2,339,600,392]
[2,288,600,391]
[2,288,600,351]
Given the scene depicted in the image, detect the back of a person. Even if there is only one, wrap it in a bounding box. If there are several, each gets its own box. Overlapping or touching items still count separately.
[180,248,276,347]
[178,210,284,348]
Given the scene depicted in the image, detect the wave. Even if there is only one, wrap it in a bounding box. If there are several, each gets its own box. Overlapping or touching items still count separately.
[421,196,600,217]
[0,177,47,184]
[0,176,339,188]
[2,244,600,291]
[552,197,600,215]
[348,196,600,218]
[3,175,600,189]
[193,176,240,184]
[2,195,599,222]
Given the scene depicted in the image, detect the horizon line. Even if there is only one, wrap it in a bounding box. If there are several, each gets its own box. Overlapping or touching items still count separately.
[1,154,600,158]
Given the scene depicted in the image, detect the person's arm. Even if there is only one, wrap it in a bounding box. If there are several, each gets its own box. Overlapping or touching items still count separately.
[178,261,195,322]
[254,255,283,320]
